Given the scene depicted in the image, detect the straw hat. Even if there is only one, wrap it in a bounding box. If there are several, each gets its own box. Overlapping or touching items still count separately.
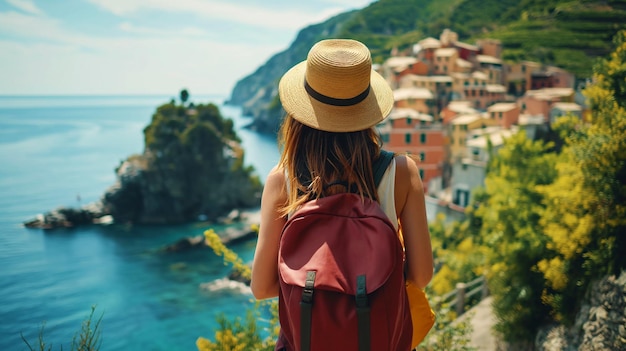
[278,39,394,132]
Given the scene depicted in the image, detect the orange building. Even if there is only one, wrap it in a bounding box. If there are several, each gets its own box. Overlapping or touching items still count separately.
[477,38,502,59]
[487,102,520,129]
[378,108,445,193]
[519,88,575,122]
[505,61,541,96]
[433,48,458,75]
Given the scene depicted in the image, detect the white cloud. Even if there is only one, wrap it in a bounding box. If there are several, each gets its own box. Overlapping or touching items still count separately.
[0,7,284,95]
[6,0,43,15]
[0,0,376,95]
[119,22,211,38]
[86,0,361,30]
[0,11,71,43]
[0,33,284,95]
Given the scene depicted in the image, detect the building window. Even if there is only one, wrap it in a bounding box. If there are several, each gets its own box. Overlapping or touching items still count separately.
[419,169,424,179]
[405,133,412,144]
[420,133,426,143]
[381,133,390,143]
[499,112,503,119]
[407,118,412,126]
[420,152,425,161]
[454,189,470,207]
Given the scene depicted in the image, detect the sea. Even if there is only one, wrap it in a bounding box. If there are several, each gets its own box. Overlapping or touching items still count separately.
[0,95,280,351]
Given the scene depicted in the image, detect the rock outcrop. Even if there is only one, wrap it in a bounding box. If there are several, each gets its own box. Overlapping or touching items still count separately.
[535,270,626,350]
[24,101,263,229]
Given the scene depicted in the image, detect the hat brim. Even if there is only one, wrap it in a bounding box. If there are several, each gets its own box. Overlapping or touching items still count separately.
[278,61,394,133]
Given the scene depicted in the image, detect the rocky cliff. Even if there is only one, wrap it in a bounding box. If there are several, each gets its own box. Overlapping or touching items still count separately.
[24,101,262,228]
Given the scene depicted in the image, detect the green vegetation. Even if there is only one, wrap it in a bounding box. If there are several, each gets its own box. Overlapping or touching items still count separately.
[197,229,280,351]
[330,0,626,76]
[427,30,626,345]
[21,306,103,351]
[132,90,262,222]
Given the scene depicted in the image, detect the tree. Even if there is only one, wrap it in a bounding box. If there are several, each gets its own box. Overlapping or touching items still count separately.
[475,131,558,343]
[536,30,626,323]
[180,89,189,106]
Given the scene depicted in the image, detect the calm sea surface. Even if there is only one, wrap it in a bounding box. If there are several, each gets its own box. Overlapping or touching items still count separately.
[0,95,280,351]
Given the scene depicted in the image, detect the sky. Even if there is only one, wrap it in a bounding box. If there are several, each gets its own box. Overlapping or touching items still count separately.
[0,0,375,96]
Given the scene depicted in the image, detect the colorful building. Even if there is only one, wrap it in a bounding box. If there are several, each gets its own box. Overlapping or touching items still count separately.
[487,102,520,129]
[378,108,445,194]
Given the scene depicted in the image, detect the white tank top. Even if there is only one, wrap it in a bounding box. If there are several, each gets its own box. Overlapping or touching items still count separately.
[376,159,398,230]
[286,159,398,227]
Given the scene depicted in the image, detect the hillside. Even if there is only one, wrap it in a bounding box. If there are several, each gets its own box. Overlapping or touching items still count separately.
[228,0,626,134]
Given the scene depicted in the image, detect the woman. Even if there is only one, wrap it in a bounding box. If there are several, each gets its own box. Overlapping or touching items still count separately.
[251,39,433,348]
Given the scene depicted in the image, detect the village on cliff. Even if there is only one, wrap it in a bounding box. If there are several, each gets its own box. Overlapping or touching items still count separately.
[373,29,584,222]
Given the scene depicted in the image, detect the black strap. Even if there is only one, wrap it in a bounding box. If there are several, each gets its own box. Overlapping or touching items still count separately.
[355,275,370,351]
[305,80,371,107]
[373,149,394,188]
[300,271,316,351]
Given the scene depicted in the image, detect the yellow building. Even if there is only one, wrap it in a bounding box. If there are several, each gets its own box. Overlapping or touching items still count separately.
[449,113,500,160]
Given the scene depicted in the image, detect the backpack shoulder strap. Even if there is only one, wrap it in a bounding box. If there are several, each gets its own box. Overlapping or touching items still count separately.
[373,149,394,188]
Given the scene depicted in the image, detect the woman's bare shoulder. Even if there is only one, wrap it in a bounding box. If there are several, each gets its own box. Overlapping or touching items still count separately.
[262,165,287,202]
[394,154,422,185]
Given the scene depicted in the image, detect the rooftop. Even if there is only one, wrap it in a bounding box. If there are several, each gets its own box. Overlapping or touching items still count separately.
[454,41,480,51]
[477,55,502,65]
[446,101,478,114]
[389,108,434,121]
[466,130,513,148]
[525,87,574,100]
[384,56,418,69]
[488,102,517,112]
[472,71,489,80]
[486,84,507,93]
[418,37,441,49]
[402,74,453,83]
[451,114,485,125]
[394,87,434,100]
[456,58,473,68]
[552,102,582,111]
[435,48,457,57]
[518,114,545,125]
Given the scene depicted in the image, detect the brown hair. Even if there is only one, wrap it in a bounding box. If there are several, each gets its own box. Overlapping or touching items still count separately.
[278,115,383,216]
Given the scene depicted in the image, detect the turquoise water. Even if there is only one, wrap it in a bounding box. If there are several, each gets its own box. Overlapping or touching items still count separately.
[0,95,280,351]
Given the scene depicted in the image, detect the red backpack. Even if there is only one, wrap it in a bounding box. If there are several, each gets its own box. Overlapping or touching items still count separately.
[276,151,412,351]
